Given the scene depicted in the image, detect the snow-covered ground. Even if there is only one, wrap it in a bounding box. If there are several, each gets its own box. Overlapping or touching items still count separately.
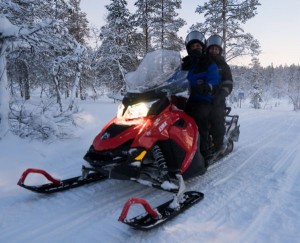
[1,98,300,243]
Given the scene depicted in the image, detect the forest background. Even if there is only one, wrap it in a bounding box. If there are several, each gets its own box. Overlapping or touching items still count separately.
[0,0,299,141]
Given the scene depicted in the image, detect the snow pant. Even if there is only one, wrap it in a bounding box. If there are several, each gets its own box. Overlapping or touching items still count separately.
[185,100,226,156]
[209,101,226,150]
[185,100,211,156]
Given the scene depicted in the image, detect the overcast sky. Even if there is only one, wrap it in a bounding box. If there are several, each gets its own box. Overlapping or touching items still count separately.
[80,0,300,67]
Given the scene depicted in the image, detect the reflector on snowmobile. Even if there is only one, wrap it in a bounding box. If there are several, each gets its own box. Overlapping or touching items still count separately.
[134,150,147,160]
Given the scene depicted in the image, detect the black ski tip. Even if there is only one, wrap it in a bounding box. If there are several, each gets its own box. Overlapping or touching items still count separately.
[18,171,107,194]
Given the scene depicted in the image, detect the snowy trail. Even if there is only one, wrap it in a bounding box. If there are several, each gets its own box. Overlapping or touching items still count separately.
[195,110,300,242]
[1,103,300,242]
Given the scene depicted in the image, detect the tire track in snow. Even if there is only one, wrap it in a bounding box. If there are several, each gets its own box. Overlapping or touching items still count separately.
[1,176,171,241]
[2,109,300,242]
[236,118,300,242]
[236,146,300,242]
[176,112,299,237]
[211,112,297,186]
[185,111,290,192]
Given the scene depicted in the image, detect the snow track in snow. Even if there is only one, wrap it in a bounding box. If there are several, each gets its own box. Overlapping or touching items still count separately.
[1,106,300,242]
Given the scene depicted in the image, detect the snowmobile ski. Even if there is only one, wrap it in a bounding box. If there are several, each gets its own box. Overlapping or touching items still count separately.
[17,167,107,194]
[118,191,204,230]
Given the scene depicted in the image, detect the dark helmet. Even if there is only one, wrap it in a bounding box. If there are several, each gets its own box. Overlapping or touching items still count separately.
[185,30,206,52]
[206,34,224,54]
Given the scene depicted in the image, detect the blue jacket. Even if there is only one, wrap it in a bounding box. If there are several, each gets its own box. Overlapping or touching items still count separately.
[187,61,220,102]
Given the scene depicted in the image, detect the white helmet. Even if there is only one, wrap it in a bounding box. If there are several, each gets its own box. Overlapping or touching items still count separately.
[185,30,206,51]
[206,34,224,53]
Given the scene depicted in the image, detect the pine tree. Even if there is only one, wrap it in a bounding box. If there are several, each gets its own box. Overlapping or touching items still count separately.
[192,0,261,62]
[151,0,186,51]
[249,57,263,109]
[67,0,90,45]
[133,0,157,55]
[286,65,300,111]
[95,0,139,92]
[272,65,286,99]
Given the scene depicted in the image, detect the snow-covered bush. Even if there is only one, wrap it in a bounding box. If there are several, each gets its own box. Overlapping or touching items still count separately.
[9,98,79,141]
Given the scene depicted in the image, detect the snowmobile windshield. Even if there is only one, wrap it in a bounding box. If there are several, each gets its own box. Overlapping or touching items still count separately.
[125,49,188,95]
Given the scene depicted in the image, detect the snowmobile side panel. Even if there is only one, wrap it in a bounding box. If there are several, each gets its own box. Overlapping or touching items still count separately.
[169,110,200,173]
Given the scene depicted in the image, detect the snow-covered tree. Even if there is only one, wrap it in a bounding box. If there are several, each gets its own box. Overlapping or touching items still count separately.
[230,65,249,106]
[151,0,186,51]
[0,0,87,139]
[249,57,263,109]
[7,59,30,100]
[133,0,157,55]
[286,65,300,111]
[192,0,261,62]
[272,65,287,99]
[67,0,90,45]
[51,43,87,112]
[95,0,139,93]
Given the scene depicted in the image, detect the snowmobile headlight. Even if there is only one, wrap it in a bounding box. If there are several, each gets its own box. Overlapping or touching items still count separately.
[117,102,152,119]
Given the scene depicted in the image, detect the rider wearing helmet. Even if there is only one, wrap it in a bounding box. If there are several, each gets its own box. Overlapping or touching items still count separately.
[206,34,233,155]
[182,30,221,163]
[182,30,206,70]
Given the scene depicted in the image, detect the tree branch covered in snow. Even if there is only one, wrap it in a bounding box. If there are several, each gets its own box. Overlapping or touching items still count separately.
[1,0,300,141]
[192,0,261,62]
[0,0,88,139]
[9,98,78,140]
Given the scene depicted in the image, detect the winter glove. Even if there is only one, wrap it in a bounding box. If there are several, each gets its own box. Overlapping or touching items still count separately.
[191,83,213,96]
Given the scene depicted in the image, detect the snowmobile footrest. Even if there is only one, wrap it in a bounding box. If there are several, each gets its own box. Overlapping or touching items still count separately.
[119,191,204,230]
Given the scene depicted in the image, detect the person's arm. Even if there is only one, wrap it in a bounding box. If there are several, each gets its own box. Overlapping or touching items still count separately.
[213,62,233,105]
[181,56,191,70]
[190,63,220,95]
[206,63,221,90]
[220,62,233,96]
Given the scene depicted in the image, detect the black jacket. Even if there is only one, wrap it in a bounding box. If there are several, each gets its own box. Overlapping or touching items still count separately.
[210,55,233,97]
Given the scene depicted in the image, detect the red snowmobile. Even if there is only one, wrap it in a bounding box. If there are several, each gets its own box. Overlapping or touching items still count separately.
[18,50,240,230]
